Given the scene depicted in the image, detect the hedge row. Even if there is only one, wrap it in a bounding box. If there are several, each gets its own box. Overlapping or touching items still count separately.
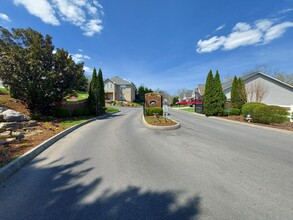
[145,107,163,116]
[53,108,93,118]
[223,108,241,116]
[242,103,288,124]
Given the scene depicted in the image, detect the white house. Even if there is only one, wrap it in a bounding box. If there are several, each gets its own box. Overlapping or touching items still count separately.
[222,72,293,106]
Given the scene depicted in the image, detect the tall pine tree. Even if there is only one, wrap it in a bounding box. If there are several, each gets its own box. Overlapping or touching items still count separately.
[88,68,98,115]
[203,70,215,116]
[231,76,239,108]
[214,70,225,115]
[97,68,105,115]
[237,78,247,109]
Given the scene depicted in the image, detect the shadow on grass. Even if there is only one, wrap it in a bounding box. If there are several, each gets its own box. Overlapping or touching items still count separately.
[0,157,201,220]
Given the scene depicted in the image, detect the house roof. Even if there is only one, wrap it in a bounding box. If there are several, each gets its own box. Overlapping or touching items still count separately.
[222,71,293,91]
[197,84,205,96]
[106,76,132,85]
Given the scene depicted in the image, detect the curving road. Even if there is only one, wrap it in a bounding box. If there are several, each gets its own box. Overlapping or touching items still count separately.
[0,108,292,220]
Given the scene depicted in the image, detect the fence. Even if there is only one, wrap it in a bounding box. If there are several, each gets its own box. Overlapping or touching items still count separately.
[58,100,88,113]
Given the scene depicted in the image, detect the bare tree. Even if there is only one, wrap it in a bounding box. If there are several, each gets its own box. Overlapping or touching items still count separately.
[246,81,269,102]
[244,64,293,86]
[176,88,189,100]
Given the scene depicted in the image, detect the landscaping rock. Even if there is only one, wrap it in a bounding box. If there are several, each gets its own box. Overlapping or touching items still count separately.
[0,107,7,113]
[21,120,38,128]
[0,109,29,122]
[0,122,20,132]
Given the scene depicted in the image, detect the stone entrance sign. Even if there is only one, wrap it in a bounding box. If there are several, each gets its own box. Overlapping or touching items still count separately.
[145,93,162,109]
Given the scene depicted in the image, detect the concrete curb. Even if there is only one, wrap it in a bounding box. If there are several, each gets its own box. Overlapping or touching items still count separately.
[142,114,181,130]
[210,116,293,135]
[172,107,293,135]
[0,112,119,184]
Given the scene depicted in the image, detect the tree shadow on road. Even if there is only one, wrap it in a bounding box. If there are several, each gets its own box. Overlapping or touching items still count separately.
[1,157,201,220]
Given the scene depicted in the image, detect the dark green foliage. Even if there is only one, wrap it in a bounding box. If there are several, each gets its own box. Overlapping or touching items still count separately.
[242,102,267,118]
[204,70,225,116]
[253,105,288,124]
[30,114,42,120]
[145,107,163,116]
[76,74,88,91]
[172,97,179,105]
[87,68,105,115]
[71,108,92,117]
[0,27,83,114]
[54,108,70,118]
[136,85,153,103]
[97,69,105,115]
[231,76,238,107]
[231,76,247,109]
[223,108,241,116]
[203,70,214,116]
[88,68,98,115]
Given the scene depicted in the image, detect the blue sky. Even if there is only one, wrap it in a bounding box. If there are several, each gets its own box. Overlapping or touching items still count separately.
[0,0,293,94]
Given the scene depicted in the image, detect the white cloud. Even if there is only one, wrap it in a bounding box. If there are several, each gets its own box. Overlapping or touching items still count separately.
[278,8,293,14]
[81,19,103,36]
[71,53,91,63]
[0,13,11,22]
[197,36,226,53]
[13,0,60,25]
[83,66,93,75]
[216,24,225,31]
[197,19,293,53]
[13,0,103,36]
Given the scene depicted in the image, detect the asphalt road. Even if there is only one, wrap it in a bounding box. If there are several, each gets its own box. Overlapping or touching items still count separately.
[0,108,292,220]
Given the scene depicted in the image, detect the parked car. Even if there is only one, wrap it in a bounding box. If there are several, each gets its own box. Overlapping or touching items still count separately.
[176,100,188,106]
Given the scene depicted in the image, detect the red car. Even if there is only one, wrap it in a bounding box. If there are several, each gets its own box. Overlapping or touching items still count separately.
[176,100,188,106]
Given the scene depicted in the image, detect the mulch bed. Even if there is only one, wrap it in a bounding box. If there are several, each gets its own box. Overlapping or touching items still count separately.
[218,115,293,132]
[144,116,177,126]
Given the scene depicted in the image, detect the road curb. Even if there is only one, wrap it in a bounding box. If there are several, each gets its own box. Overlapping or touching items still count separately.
[210,116,293,135]
[142,114,181,130]
[0,112,119,184]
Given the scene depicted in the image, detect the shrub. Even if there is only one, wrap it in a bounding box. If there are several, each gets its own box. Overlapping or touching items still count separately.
[42,116,55,122]
[72,109,85,117]
[253,105,289,124]
[54,108,70,118]
[242,102,267,118]
[145,107,163,116]
[223,108,240,116]
[30,113,42,120]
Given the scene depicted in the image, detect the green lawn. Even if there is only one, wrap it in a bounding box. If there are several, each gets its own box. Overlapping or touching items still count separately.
[0,87,9,94]
[106,107,120,113]
[59,118,91,127]
[66,91,89,102]
[181,107,195,112]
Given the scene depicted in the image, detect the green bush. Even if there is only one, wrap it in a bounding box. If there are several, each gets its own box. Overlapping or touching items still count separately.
[253,105,289,124]
[72,109,85,117]
[145,107,163,116]
[242,102,267,118]
[223,108,240,116]
[30,113,42,120]
[54,108,70,118]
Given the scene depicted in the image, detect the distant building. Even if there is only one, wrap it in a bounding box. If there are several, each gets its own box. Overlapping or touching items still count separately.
[104,76,135,102]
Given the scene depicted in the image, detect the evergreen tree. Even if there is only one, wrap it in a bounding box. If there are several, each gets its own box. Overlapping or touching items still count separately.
[231,76,247,109]
[213,70,225,115]
[0,26,83,114]
[203,70,215,116]
[88,68,98,115]
[237,78,247,109]
[97,68,105,115]
[231,76,238,108]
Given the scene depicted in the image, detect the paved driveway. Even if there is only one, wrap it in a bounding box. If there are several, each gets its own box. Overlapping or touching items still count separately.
[0,108,292,219]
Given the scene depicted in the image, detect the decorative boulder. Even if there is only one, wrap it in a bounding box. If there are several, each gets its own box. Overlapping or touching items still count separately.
[0,109,29,122]
[0,122,20,132]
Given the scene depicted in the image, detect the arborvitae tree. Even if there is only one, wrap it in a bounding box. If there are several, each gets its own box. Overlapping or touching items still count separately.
[237,78,247,109]
[97,68,105,115]
[231,76,239,108]
[214,70,225,115]
[231,76,247,109]
[88,68,98,115]
[203,70,215,116]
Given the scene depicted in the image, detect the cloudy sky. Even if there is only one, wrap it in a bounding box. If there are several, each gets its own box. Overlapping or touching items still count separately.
[0,0,293,94]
